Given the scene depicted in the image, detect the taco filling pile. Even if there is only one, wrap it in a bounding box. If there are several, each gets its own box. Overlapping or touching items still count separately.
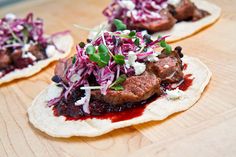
[103,0,210,32]
[48,21,189,121]
[0,13,72,82]
[28,19,211,137]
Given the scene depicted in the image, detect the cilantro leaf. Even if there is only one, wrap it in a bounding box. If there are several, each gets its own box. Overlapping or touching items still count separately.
[113,54,125,65]
[113,19,127,31]
[89,53,100,63]
[159,39,172,54]
[72,56,76,64]
[110,74,127,90]
[98,44,110,65]
[128,31,136,38]
[110,85,124,91]
[165,45,172,54]
[86,45,96,54]
[134,38,140,47]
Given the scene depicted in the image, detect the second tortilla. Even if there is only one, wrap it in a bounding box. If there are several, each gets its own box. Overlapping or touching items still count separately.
[156,0,221,42]
[89,0,221,43]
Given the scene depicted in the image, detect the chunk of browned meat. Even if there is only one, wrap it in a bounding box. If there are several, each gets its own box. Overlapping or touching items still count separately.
[54,58,72,84]
[28,44,46,60]
[10,49,22,63]
[130,9,176,32]
[147,56,183,83]
[0,50,11,69]
[91,71,162,105]
[192,6,210,21]
[168,0,195,21]
[168,0,209,22]
[158,46,183,69]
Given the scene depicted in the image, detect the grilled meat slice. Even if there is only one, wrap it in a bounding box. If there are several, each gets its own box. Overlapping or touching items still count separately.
[147,56,183,83]
[28,44,47,60]
[130,9,176,32]
[10,49,22,63]
[54,58,72,84]
[0,50,11,69]
[168,0,209,22]
[91,71,161,105]
[192,6,210,21]
[168,0,195,21]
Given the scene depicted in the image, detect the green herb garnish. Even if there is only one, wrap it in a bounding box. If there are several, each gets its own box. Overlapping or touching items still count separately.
[86,45,96,54]
[128,31,136,38]
[98,44,110,66]
[134,38,140,47]
[89,53,100,62]
[159,39,172,54]
[22,27,29,44]
[72,56,76,64]
[165,45,172,54]
[86,44,111,67]
[113,19,127,31]
[113,54,125,65]
[110,74,127,90]
[110,84,124,91]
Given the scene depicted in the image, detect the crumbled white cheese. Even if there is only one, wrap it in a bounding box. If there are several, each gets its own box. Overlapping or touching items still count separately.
[22,44,31,52]
[166,89,183,100]
[132,62,146,75]
[164,64,170,68]
[75,97,86,106]
[123,30,131,34]
[22,52,36,61]
[147,52,161,62]
[46,45,58,58]
[168,0,181,6]
[141,30,148,36]
[127,51,137,65]
[126,51,146,75]
[119,0,135,10]
[126,11,132,17]
[5,13,16,20]
[46,84,63,101]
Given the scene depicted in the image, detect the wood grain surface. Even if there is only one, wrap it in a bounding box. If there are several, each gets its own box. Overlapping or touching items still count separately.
[0,0,236,157]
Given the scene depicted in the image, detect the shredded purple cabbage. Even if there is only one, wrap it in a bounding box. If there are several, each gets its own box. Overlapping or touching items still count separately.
[103,0,168,26]
[49,28,168,113]
[0,13,46,50]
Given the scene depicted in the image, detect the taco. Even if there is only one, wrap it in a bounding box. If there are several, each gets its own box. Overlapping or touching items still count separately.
[28,22,211,137]
[0,13,73,85]
[92,0,221,42]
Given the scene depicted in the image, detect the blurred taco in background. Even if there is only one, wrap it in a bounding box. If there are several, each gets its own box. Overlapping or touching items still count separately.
[0,13,73,85]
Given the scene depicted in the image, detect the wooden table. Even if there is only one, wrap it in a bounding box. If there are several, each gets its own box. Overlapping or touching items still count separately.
[0,0,236,156]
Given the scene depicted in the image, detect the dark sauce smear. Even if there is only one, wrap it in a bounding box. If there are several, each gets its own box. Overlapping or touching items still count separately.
[52,67,194,122]
[54,94,159,123]
[183,63,188,70]
[179,74,193,91]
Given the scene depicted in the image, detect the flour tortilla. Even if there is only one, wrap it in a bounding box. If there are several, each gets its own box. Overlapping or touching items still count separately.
[28,56,211,137]
[89,0,221,43]
[157,0,221,42]
[0,32,74,85]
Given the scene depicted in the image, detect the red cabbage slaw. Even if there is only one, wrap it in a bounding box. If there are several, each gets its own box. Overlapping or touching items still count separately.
[0,13,47,50]
[103,0,168,26]
[48,28,168,114]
